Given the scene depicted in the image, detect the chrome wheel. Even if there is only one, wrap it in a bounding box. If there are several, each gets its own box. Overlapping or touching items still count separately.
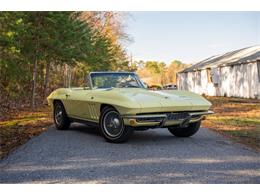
[54,104,63,126]
[53,101,70,130]
[100,107,133,143]
[103,111,123,137]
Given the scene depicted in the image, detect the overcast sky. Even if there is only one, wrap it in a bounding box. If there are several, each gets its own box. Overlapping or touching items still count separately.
[126,11,260,64]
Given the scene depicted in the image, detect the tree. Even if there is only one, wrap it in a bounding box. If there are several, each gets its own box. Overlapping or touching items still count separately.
[80,12,131,71]
[136,60,190,87]
[0,11,130,112]
[166,60,190,84]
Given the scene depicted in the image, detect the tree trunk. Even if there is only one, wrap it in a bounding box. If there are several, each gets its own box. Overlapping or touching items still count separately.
[31,56,38,110]
[64,64,67,87]
[31,27,39,110]
[43,63,50,102]
[40,63,44,97]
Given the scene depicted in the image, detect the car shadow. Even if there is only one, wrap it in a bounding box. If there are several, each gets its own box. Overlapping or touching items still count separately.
[66,123,179,144]
[67,123,100,136]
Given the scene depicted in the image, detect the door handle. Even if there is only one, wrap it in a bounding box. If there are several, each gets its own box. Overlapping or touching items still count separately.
[66,94,70,98]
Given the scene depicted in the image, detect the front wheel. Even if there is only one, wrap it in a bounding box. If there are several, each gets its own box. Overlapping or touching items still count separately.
[53,101,71,130]
[99,107,133,143]
[168,121,201,137]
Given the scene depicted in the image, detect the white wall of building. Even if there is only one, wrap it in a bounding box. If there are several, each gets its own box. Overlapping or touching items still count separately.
[177,62,260,99]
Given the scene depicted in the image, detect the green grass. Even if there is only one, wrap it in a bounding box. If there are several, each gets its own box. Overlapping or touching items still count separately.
[225,129,260,137]
[223,129,260,148]
[208,116,260,126]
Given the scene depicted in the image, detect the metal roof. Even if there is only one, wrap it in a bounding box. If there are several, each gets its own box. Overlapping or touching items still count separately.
[180,45,260,73]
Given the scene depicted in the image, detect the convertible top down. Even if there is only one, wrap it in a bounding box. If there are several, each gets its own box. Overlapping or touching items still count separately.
[47,71,213,143]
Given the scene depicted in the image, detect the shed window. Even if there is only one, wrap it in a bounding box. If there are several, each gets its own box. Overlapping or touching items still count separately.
[258,61,260,82]
[206,68,213,83]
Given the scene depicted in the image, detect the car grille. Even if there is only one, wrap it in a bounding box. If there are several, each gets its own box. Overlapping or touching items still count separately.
[167,112,190,120]
[136,117,165,123]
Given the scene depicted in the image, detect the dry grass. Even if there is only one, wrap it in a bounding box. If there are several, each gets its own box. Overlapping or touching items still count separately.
[202,96,260,150]
[0,106,52,159]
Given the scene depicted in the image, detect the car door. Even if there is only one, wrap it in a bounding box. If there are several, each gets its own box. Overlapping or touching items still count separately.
[64,88,93,120]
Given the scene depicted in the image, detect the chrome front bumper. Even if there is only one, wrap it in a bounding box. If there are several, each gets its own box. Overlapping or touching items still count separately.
[123,111,214,127]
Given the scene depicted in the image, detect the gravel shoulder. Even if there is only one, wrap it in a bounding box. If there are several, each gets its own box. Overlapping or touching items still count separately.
[0,124,259,183]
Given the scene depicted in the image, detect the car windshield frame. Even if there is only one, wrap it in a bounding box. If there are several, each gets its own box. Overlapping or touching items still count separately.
[89,72,146,89]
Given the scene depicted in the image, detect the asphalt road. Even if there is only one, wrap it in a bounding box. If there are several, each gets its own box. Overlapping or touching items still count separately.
[0,124,259,183]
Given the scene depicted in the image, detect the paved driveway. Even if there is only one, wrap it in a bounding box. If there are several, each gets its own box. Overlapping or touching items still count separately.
[0,124,259,183]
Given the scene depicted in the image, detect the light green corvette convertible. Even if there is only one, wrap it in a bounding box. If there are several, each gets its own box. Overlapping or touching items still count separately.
[47,71,213,143]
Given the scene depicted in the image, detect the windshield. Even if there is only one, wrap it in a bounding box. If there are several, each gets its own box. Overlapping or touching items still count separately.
[90,72,144,89]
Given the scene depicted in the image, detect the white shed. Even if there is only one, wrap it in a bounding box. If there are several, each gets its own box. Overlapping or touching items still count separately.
[177,45,260,99]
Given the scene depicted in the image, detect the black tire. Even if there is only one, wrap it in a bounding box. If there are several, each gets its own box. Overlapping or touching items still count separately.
[168,121,201,137]
[99,106,133,143]
[53,101,71,130]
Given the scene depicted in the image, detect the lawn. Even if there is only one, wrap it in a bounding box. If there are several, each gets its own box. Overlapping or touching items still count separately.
[202,96,260,150]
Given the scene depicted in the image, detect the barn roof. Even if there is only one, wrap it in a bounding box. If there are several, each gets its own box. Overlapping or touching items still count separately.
[180,45,260,73]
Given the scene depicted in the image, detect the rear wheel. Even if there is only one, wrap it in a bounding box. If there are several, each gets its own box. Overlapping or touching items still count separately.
[53,101,71,130]
[99,107,133,143]
[168,121,201,137]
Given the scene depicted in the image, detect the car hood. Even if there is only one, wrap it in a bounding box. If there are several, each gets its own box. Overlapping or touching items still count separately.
[109,88,212,113]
